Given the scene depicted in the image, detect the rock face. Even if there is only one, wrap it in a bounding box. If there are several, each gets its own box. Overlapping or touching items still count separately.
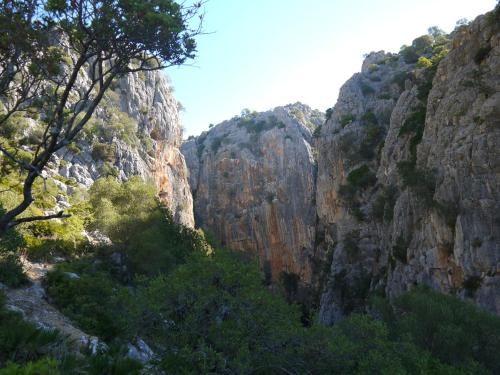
[182,104,323,294]
[51,68,194,227]
[317,10,500,323]
[182,8,499,319]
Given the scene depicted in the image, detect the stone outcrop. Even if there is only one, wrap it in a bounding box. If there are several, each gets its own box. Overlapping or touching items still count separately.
[50,68,194,227]
[317,10,500,322]
[182,104,323,295]
[182,8,499,319]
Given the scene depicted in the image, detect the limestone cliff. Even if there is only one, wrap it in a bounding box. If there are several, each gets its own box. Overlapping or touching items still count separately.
[182,104,323,295]
[50,68,194,227]
[182,8,499,319]
[317,10,500,322]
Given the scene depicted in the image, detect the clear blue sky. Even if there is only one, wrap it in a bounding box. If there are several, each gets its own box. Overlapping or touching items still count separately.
[167,0,497,137]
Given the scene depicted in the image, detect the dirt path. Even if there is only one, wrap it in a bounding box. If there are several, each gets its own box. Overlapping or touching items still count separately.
[3,257,100,352]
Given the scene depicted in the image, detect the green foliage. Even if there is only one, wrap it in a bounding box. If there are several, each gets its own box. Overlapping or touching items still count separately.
[325,107,333,121]
[0,358,60,375]
[391,70,413,90]
[398,106,426,137]
[91,143,115,162]
[88,177,207,276]
[83,108,139,146]
[346,165,377,189]
[367,63,378,73]
[312,124,322,137]
[211,136,223,153]
[397,160,436,206]
[392,235,410,264]
[44,263,135,341]
[0,253,29,287]
[99,162,119,178]
[372,185,397,221]
[361,111,377,126]
[360,82,375,96]
[463,276,482,296]
[416,56,433,69]
[382,287,500,374]
[339,114,355,127]
[0,293,61,367]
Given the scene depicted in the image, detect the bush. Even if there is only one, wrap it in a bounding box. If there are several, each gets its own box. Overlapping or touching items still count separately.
[398,106,426,137]
[416,56,433,69]
[325,107,333,121]
[91,143,115,162]
[339,114,355,127]
[347,165,377,189]
[360,82,375,96]
[0,253,29,287]
[372,185,397,221]
[361,111,378,126]
[392,235,410,264]
[385,287,500,374]
[397,161,435,206]
[391,70,413,90]
[0,293,61,367]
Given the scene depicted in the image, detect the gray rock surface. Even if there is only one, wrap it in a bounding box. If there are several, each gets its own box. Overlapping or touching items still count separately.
[182,103,323,294]
[317,11,500,322]
[48,67,194,226]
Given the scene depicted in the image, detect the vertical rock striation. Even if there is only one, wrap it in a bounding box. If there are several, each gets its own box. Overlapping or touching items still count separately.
[52,69,194,227]
[182,104,323,296]
[317,9,500,322]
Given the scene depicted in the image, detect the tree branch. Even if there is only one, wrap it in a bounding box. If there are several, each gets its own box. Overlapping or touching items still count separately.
[9,211,71,228]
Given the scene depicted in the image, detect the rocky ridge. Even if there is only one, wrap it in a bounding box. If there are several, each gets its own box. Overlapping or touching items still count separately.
[182,103,323,298]
[48,66,194,226]
[182,9,500,319]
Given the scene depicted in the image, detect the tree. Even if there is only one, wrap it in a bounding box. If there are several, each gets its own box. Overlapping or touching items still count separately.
[0,0,204,236]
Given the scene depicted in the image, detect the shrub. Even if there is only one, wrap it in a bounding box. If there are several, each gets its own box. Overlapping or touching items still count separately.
[347,165,377,189]
[392,235,410,264]
[360,82,375,96]
[361,111,378,126]
[91,143,115,162]
[372,185,398,221]
[339,114,355,127]
[0,293,61,367]
[391,70,413,90]
[400,45,419,63]
[0,253,29,287]
[65,142,81,154]
[325,107,333,121]
[99,163,119,179]
[44,265,135,341]
[211,136,223,153]
[398,106,426,137]
[367,63,378,73]
[312,124,322,137]
[397,161,435,206]
[387,286,500,373]
[463,275,482,296]
[416,56,433,69]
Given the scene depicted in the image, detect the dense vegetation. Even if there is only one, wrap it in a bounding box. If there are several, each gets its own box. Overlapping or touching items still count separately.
[2,176,500,374]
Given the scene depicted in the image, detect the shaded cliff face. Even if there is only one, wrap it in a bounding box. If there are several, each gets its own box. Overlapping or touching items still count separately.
[182,104,323,291]
[50,68,194,227]
[317,10,500,323]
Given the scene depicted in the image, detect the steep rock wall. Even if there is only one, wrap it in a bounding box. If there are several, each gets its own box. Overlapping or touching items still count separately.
[317,10,500,323]
[182,104,323,293]
[50,68,194,226]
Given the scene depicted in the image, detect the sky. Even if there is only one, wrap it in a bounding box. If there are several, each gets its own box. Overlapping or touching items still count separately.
[166,0,497,137]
